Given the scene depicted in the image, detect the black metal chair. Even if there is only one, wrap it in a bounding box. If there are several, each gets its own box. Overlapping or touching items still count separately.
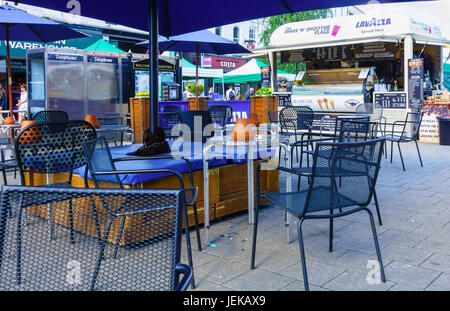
[384,111,423,171]
[97,112,124,146]
[0,185,193,291]
[207,105,233,127]
[32,110,69,123]
[292,119,383,225]
[251,138,386,291]
[0,138,17,185]
[82,136,200,288]
[268,110,279,124]
[278,106,315,164]
[160,105,182,139]
[177,110,214,143]
[14,121,97,242]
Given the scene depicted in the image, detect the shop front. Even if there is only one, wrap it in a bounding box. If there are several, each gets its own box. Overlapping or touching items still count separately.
[256,10,450,125]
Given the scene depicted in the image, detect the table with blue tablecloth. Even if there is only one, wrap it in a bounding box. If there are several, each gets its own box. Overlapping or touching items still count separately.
[27,141,280,231]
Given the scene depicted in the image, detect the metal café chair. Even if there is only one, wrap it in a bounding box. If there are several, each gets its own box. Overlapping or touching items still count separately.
[177,110,214,143]
[159,105,182,139]
[384,111,424,171]
[0,138,18,185]
[82,136,200,288]
[32,110,69,123]
[97,112,125,146]
[251,138,386,291]
[279,106,315,163]
[207,105,233,127]
[14,121,97,242]
[292,119,384,225]
[0,185,193,291]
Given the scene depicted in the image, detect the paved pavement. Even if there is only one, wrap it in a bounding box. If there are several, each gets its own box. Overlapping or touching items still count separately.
[182,141,450,291]
[1,141,449,291]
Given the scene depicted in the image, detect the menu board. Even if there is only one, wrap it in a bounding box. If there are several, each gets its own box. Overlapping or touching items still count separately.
[275,93,292,107]
[354,42,396,60]
[408,58,424,109]
[280,50,313,63]
[313,46,351,61]
[374,92,407,109]
[261,66,271,88]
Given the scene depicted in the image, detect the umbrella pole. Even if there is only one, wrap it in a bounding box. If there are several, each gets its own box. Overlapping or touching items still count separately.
[195,42,199,109]
[5,25,14,123]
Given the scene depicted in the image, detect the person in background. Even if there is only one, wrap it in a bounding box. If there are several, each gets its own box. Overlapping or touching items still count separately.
[182,85,192,100]
[208,86,214,95]
[0,83,7,122]
[225,85,235,101]
[244,87,255,100]
[16,83,28,122]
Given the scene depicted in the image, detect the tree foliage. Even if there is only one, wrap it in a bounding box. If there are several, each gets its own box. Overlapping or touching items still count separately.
[257,10,332,73]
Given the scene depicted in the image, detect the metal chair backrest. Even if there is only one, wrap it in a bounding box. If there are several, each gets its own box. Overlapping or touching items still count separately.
[338,120,378,142]
[98,112,122,125]
[207,105,233,126]
[279,106,314,132]
[0,185,189,291]
[333,116,370,137]
[162,105,183,113]
[268,110,279,124]
[304,138,384,216]
[82,136,122,188]
[32,110,69,123]
[177,110,214,142]
[356,103,373,115]
[403,112,423,140]
[14,121,97,184]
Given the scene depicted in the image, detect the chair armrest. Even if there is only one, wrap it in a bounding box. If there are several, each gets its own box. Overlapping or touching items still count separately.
[113,156,196,188]
[174,263,193,291]
[291,137,336,147]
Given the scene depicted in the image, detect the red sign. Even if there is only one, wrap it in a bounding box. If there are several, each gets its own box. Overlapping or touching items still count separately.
[202,56,246,70]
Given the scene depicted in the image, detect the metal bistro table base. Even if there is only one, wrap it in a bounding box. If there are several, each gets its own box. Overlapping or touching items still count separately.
[203,136,292,247]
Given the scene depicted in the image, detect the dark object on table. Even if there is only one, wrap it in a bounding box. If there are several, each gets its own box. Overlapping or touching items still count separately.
[0,185,192,291]
[32,110,69,123]
[251,138,386,291]
[437,116,450,146]
[384,112,423,171]
[132,127,171,156]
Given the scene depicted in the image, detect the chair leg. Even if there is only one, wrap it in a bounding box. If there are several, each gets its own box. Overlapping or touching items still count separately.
[329,209,334,252]
[183,204,195,289]
[16,203,24,285]
[390,140,394,163]
[415,140,423,167]
[69,200,75,244]
[397,142,406,171]
[363,208,386,283]
[91,217,114,291]
[297,218,309,291]
[192,202,202,251]
[113,215,127,258]
[373,188,383,226]
[1,167,7,186]
[250,193,260,270]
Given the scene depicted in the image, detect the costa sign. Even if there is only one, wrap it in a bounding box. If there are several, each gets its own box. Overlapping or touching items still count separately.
[203,56,246,70]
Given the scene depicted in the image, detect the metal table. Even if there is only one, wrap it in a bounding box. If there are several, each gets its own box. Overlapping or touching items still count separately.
[202,125,292,246]
[96,125,134,145]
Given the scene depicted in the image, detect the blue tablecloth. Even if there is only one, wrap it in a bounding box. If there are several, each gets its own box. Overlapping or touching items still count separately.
[74,141,275,185]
